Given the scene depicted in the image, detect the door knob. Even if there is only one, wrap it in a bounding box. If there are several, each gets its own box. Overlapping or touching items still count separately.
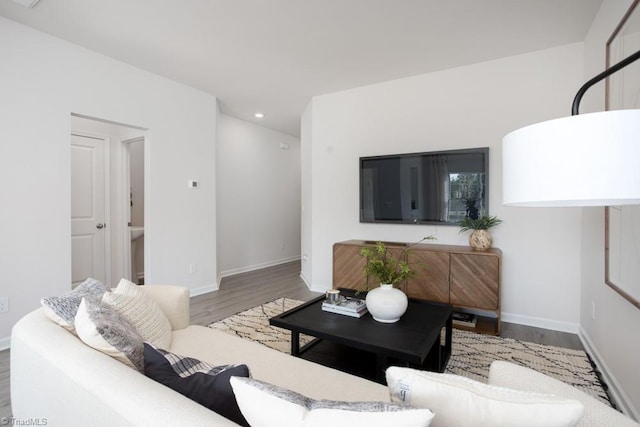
[96,223,105,229]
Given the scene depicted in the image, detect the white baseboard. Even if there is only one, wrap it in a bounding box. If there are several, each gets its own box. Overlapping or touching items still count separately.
[297,265,324,292]
[308,282,330,293]
[0,336,10,351]
[299,273,329,293]
[190,283,219,297]
[501,312,579,334]
[579,327,640,421]
[219,256,301,279]
[299,272,312,289]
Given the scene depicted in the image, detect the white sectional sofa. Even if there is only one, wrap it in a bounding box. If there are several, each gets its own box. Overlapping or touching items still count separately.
[10,284,639,426]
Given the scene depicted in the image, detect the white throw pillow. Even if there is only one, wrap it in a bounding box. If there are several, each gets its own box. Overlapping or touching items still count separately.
[386,366,584,427]
[102,279,172,349]
[75,298,144,371]
[230,376,434,427]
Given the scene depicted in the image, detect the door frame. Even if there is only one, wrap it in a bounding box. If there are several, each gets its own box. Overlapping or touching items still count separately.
[71,130,112,287]
[121,135,145,282]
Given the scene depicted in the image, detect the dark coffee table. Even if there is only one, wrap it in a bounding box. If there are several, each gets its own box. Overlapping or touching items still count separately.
[269,291,453,384]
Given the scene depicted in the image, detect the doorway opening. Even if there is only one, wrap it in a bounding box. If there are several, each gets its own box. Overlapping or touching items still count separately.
[124,136,145,284]
[70,114,147,288]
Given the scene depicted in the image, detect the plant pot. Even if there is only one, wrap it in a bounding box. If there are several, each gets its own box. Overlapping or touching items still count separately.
[469,229,492,251]
[365,284,408,323]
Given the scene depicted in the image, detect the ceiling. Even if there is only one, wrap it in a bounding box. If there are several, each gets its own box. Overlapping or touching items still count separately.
[0,0,603,137]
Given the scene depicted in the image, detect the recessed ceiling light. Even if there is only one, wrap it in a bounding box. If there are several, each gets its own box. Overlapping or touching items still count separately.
[254,113,264,118]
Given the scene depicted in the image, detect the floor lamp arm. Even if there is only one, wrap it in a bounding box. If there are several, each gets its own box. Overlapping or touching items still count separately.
[571,49,640,116]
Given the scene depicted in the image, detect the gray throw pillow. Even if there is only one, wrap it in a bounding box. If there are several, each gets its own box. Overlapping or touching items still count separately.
[75,297,145,371]
[41,278,108,332]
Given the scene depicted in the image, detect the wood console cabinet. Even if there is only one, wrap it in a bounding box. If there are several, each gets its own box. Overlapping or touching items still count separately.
[333,240,502,335]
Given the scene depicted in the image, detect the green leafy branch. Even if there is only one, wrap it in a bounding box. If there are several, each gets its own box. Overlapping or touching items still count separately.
[458,214,502,232]
[359,236,435,289]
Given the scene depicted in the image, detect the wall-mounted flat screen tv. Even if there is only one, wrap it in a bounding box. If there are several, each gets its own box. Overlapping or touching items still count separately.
[360,148,489,225]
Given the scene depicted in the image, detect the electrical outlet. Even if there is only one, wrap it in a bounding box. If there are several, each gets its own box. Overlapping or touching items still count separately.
[189,263,197,274]
[591,301,596,320]
[0,297,9,313]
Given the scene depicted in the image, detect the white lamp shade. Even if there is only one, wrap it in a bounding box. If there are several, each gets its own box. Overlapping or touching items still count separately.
[503,109,640,207]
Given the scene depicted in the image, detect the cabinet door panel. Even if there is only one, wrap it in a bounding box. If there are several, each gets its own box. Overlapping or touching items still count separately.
[333,244,368,290]
[450,254,499,310]
[406,250,450,303]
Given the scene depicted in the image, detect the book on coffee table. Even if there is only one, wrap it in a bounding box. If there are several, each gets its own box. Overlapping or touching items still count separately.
[322,297,368,318]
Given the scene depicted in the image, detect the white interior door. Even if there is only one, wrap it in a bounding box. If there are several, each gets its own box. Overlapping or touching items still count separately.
[71,133,108,287]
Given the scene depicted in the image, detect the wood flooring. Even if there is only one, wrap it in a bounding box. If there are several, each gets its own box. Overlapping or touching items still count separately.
[0,349,8,421]
[0,260,583,419]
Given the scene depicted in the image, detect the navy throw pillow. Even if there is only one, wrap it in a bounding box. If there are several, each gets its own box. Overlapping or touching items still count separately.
[143,343,250,426]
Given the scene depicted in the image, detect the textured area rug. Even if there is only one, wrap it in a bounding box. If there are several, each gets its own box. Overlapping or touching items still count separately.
[210,298,314,353]
[446,329,610,405]
[209,298,611,405]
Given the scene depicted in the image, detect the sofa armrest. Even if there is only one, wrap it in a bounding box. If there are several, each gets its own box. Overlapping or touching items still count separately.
[11,310,238,426]
[488,361,639,427]
[141,285,190,330]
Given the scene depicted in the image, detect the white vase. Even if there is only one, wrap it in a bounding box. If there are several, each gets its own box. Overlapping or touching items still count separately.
[365,284,408,323]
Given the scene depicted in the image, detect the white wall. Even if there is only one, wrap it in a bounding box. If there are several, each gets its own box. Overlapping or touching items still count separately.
[580,0,640,419]
[303,43,585,332]
[301,103,313,285]
[216,114,301,277]
[0,17,218,346]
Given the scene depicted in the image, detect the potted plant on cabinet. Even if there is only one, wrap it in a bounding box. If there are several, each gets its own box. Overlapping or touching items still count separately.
[359,236,434,323]
[458,214,502,251]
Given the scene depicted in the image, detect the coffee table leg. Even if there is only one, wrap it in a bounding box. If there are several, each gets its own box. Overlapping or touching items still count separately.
[432,333,442,370]
[439,313,453,372]
[291,331,300,356]
[445,314,452,355]
[376,354,388,383]
[422,315,453,373]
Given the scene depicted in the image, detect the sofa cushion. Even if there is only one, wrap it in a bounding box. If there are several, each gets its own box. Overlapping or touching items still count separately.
[75,297,144,371]
[144,343,250,426]
[386,366,584,427]
[171,325,390,403]
[488,361,640,427]
[230,376,434,427]
[103,279,172,349]
[41,278,108,332]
